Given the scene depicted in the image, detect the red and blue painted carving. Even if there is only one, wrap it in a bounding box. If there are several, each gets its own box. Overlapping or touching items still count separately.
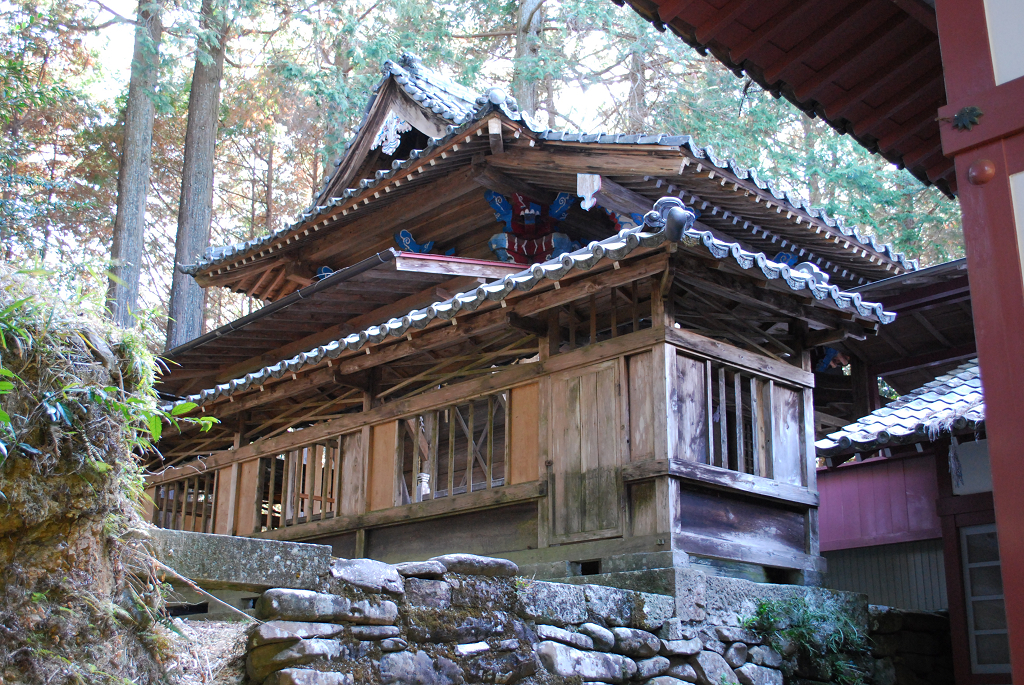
[486,190,579,265]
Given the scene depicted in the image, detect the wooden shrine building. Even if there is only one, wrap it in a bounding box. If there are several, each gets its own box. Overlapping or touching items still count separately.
[147,54,911,589]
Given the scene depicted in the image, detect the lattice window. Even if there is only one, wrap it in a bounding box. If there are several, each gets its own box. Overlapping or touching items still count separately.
[397,392,508,504]
[257,439,343,532]
[152,473,216,532]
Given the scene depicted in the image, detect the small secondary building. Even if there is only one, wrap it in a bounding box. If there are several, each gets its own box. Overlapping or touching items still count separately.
[147,55,911,592]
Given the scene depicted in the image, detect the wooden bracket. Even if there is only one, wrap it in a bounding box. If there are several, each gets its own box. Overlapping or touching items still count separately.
[505,313,548,337]
[488,117,504,156]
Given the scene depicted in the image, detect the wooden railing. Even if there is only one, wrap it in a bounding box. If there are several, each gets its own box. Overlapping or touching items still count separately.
[151,472,217,533]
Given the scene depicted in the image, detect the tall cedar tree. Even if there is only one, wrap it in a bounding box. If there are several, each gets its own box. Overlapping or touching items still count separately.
[165,0,228,349]
[107,0,162,328]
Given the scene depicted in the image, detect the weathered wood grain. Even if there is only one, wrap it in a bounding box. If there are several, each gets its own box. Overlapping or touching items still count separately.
[620,459,818,507]
[368,421,399,511]
[509,383,540,484]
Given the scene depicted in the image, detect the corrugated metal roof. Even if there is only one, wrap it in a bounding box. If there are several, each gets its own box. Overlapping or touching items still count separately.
[816,359,983,457]
[167,209,895,410]
[181,55,917,278]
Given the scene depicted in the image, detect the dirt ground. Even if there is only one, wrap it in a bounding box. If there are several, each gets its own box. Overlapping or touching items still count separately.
[165,619,250,685]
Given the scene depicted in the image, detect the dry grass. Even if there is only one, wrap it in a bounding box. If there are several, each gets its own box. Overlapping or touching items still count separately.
[164,619,249,685]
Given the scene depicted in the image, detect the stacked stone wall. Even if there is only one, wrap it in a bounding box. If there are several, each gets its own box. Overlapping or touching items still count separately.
[867,606,952,685]
[244,554,827,685]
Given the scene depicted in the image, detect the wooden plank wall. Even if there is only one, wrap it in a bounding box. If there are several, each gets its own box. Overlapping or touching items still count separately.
[771,384,805,486]
[368,421,399,511]
[550,360,621,540]
[817,454,942,551]
[509,383,540,484]
[672,353,710,463]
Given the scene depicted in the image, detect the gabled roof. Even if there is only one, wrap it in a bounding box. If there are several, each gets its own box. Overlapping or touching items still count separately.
[816,359,983,458]
[166,211,896,410]
[180,55,917,288]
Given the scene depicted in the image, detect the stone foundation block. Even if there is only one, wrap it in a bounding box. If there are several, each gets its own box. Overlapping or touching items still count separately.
[249,621,346,649]
[263,669,354,685]
[406,578,452,610]
[661,639,702,657]
[747,646,782,669]
[647,677,692,685]
[581,623,616,651]
[395,561,446,579]
[635,656,671,679]
[691,650,740,685]
[519,581,587,626]
[536,640,636,683]
[734,663,782,685]
[247,638,343,682]
[659,619,697,641]
[585,584,634,627]
[256,589,398,625]
[430,553,518,577]
[724,642,748,668]
[379,650,464,685]
[451,577,511,611]
[350,625,400,640]
[715,627,762,645]
[331,558,404,595]
[612,627,660,658]
[536,624,594,650]
[666,660,698,682]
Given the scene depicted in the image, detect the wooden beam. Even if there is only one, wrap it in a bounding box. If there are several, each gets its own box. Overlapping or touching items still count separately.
[488,117,504,156]
[392,252,522,279]
[576,173,651,216]
[471,163,556,204]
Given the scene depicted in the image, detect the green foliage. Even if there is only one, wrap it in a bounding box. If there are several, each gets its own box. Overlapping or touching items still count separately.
[743,595,868,685]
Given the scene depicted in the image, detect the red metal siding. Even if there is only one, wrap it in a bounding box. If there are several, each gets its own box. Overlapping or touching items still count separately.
[818,455,942,551]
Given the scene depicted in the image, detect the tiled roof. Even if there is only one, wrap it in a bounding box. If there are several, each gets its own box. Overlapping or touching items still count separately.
[180,55,917,278]
[816,359,983,458]
[167,209,896,410]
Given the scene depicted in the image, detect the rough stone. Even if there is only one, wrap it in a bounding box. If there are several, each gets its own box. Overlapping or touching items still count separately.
[697,630,726,655]
[350,625,400,640]
[585,584,633,627]
[395,560,447,579]
[381,638,408,653]
[871,657,897,685]
[724,642,748,668]
[263,669,354,685]
[519,581,587,626]
[635,592,675,631]
[647,678,691,685]
[580,623,616,651]
[256,589,399,625]
[715,627,762,645]
[429,553,518,577]
[456,641,491,656]
[536,640,636,683]
[868,605,904,635]
[465,651,537,685]
[690,651,740,685]
[331,558,404,595]
[659,619,697,642]
[451,577,511,611]
[747,646,782,669]
[902,611,949,634]
[871,633,898,658]
[406,578,452,610]
[734,663,782,685]
[536,624,594,650]
[612,627,660,658]
[672,569,707,624]
[635,656,671,679]
[407,610,510,643]
[379,650,464,685]
[246,638,343,682]
[660,639,702,657]
[498,639,519,651]
[249,621,345,649]
[149,529,332,592]
[666,660,698,682]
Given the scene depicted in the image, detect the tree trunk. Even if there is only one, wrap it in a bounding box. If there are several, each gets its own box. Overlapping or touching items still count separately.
[265,136,273,233]
[107,0,162,328]
[626,51,647,134]
[165,0,228,350]
[512,0,544,116]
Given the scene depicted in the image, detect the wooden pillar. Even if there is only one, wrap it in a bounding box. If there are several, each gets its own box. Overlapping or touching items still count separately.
[934,0,1024,677]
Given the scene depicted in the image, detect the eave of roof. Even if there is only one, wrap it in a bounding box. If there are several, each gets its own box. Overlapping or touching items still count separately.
[183,112,917,282]
[167,212,896,410]
[816,358,983,457]
[613,0,952,197]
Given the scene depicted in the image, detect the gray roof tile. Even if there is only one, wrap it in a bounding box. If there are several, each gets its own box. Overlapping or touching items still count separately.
[816,359,983,457]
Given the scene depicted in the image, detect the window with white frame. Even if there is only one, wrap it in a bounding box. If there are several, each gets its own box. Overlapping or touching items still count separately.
[961,523,1011,673]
